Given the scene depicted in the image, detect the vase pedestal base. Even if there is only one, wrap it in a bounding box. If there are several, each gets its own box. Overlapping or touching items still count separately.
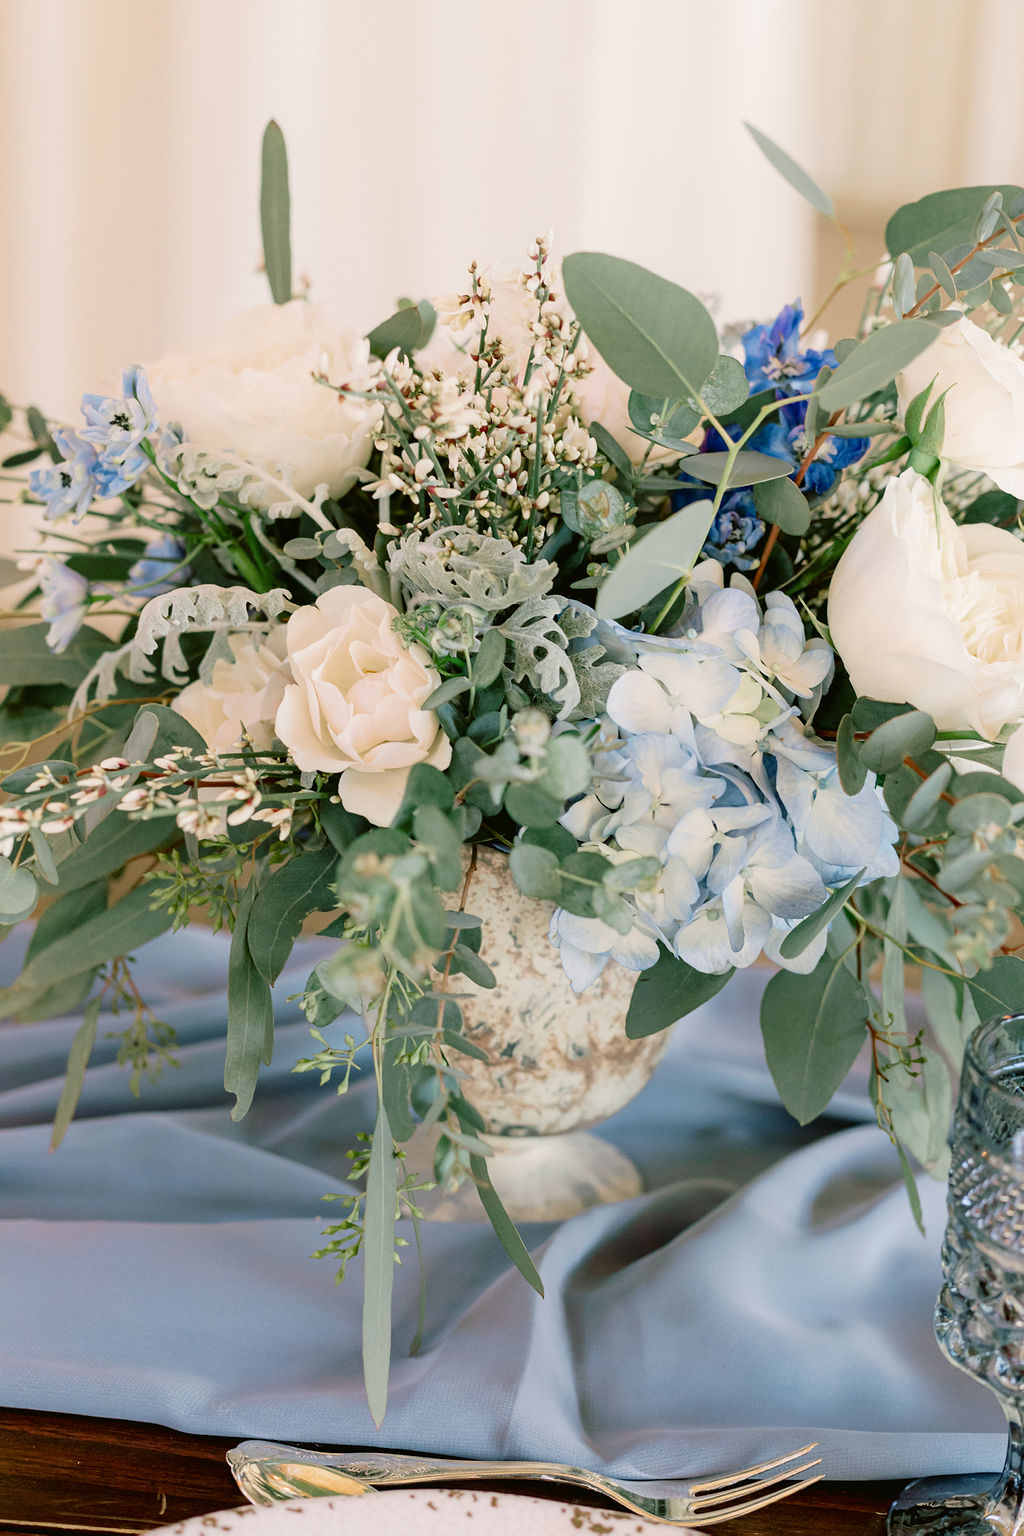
[408,1126,643,1223]
[888,1474,1008,1534]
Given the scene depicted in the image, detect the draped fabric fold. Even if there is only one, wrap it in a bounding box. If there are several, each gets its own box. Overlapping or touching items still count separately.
[0,928,1005,1478]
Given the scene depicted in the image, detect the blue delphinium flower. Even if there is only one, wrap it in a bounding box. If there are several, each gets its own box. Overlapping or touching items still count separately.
[701,492,765,571]
[29,430,99,522]
[741,301,835,396]
[37,557,89,652]
[127,534,188,596]
[80,366,158,463]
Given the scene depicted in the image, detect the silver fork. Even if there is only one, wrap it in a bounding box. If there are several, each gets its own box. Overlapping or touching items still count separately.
[227,1438,823,1526]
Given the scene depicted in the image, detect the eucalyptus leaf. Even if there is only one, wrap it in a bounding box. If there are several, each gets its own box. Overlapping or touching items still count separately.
[472,626,506,689]
[562,253,718,400]
[902,760,953,832]
[3,622,115,688]
[680,451,795,488]
[14,882,173,993]
[260,120,291,305]
[451,1097,544,1297]
[504,783,564,829]
[752,475,811,535]
[362,1097,398,1428]
[625,950,733,1038]
[368,305,424,360]
[885,185,1023,266]
[247,846,340,984]
[225,883,274,1120]
[744,122,835,219]
[595,502,716,621]
[700,355,749,415]
[859,710,936,773]
[49,995,101,1151]
[778,868,865,960]
[0,857,37,923]
[815,321,940,412]
[25,880,108,965]
[760,951,870,1124]
[626,391,701,448]
[55,812,178,894]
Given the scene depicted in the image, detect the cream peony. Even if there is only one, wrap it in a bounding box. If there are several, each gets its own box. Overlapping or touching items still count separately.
[828,469,1024,737]
[172,628,291,751]
[274,586,452,826]
[147,300,381,500]
[897,316,1024,496]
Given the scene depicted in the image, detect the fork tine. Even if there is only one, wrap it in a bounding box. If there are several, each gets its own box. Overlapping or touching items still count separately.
[694,1472,825,1524]
[690,1457,823,1515]
[688,1440,820,1494]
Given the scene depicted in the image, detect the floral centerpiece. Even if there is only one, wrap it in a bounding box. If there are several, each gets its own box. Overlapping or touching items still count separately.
[5,122,1024,1419]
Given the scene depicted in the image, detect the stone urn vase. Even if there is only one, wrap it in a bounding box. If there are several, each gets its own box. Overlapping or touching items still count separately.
[414,845,670,1222]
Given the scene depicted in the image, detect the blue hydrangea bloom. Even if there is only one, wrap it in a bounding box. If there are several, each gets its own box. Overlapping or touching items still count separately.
[546,566,898,988]
[29,430,99,522]
[741,301,835,396]
[37,557,89,652]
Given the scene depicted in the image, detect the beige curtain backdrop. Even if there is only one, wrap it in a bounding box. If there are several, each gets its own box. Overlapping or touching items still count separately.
[0,0,1021,551]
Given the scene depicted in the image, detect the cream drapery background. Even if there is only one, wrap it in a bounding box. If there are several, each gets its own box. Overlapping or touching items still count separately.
[0,0,1020,512]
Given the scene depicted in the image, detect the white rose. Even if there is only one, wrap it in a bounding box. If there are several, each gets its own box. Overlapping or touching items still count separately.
[274,586,452,826]
[147,300,381,500]
[827,469,1024,737]
[897,316,1024,496]
[172,627,291,751]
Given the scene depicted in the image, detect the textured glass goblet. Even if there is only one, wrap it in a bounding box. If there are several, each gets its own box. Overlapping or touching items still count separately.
[890,1012,1024,1535]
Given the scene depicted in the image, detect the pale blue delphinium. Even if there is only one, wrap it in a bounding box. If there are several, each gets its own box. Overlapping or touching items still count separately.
[80,366,158,463]
[38,557,89,652]
[127,534,188,596]
[80,366,157,498]
[29,430,99,522]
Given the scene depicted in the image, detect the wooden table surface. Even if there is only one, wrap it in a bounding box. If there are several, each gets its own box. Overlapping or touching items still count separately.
[0,1406,907,1535]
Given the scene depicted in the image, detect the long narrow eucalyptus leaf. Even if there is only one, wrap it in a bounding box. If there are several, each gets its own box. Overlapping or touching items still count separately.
[225,884,274,1120]
[778,868,865,960]
[260,120,292,305]
[50,995,101,1150]
[745,123,835,219]
[16,882,173,991]
[362,1097,398,1427]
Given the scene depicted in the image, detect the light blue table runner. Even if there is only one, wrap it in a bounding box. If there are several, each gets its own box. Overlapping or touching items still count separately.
[0,928,1006,1480]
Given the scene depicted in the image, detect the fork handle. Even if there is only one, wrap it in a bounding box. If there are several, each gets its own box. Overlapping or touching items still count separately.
[234,1440,586,1485]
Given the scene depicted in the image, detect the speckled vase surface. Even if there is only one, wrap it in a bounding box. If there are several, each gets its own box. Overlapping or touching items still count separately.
[416,845,671,1222]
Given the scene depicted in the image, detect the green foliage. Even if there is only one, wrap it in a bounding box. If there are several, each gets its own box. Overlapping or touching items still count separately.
[625,951,733,1038]
[367,306,426,360]
[745,122,835,219]
[562,252,718,399]
[362,1096,398,1428]
[260,120,292,304]
[224,882,274,1120]
[885,185,1023,266]
[595,502,717,620]
[752,475,811,536]
[247,845,340,983]
[815,321,940,411]
[760,945,870,1124]
[50,997,101,1151]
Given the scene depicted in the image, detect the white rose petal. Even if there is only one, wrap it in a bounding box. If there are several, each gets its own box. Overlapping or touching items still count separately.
[172,628,291,751]
[898,316,1024,496]
[274,586,452,827]
[827,468,1024,737]
[147,300,382,500]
